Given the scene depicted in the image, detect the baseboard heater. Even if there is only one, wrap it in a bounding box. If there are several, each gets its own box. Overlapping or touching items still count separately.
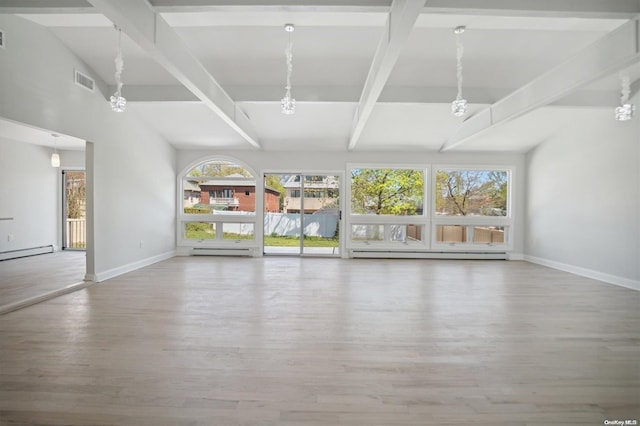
[350,250,508,260]
[191,247,254,257]
[0,245,55,261]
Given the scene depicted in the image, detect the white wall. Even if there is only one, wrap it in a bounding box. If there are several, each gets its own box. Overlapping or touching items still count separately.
[0,138,58,253]
[525,105,640,288]
[90,115,176,279]
[0,15,176,280]
[60,149,86,169]
[177,150,527,255]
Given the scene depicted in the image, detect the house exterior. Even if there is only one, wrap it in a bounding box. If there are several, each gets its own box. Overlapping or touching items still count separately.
[183,180,201,207]
[282,175,339,214]
[197,175,280,212]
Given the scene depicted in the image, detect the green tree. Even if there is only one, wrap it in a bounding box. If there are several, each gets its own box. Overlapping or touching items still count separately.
[188,161,252,178]
[65,171,86,219]
[435,170,507,216]
[351,169,424,215]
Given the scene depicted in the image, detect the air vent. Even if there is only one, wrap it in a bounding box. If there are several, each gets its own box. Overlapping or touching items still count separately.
[74,69,95,92]
[0,29,5,49]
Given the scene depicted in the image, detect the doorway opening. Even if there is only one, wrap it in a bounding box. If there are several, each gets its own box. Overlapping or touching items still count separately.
[263,173,340,256]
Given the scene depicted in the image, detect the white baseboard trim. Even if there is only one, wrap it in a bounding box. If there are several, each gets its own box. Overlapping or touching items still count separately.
[0,245,54,261]
[0,280,95,315]
[94,250,176,283]
[508,252,524,261]
[175,246,191,256]
[524,255,640,291]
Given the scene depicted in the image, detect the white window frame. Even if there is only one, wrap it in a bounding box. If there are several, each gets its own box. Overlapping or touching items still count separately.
[346,163,430,251]
[177,156,259,251]
[262,169,345,257]
[431,165,514,251]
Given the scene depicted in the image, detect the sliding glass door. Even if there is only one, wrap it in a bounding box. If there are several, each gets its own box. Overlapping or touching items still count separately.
[263,173,340,256]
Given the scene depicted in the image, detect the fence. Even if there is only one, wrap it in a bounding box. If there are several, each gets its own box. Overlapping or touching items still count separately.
[66,218,86,249]
[264,212,338,238]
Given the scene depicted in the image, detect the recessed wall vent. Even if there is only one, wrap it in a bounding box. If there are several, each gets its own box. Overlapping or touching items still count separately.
[74,69,95,92]
[0,29,5,49]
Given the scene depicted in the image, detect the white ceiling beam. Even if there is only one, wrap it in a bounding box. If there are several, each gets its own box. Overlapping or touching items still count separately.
[425,0,640,19]
[150,0,640,18]
[4,0,638,18]
[347,0,425,150]
[117,84,634,108]
[78,0,264,149]
[151,0,391,13]
[0,0,93,13]
[440,16,640,152]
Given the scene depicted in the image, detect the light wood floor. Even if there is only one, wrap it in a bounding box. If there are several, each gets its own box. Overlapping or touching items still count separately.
[0,251,86,309]
[0,256,638,425]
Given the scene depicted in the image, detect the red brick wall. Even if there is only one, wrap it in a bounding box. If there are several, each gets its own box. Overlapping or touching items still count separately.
[200,185,280,212]
[264,189,280,212]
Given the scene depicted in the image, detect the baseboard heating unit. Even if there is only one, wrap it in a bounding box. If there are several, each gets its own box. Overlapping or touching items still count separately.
[191,247,254,257]
[349,250,508,260]
[0,245,55,261]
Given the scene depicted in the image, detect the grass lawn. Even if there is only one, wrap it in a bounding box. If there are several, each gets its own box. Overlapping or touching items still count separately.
[264,235,338,247]
[185,228,337,247]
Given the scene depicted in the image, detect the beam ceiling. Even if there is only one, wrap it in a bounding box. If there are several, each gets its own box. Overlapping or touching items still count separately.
[348,0,425,151]
[85,0,261,149]
[440,17,640,152]
[4,0,639,18]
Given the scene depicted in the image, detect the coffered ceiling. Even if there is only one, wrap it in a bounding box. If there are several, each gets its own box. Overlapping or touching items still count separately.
[2,0,640,152]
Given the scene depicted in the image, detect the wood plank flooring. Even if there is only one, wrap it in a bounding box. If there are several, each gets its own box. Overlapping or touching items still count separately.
[0,256,638,425]
[0,251,86,309]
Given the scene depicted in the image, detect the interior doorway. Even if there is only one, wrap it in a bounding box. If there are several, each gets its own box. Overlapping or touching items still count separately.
[263,173,340,256]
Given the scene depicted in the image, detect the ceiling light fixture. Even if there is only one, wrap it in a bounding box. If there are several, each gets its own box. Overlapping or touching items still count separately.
[615,73,634,121]
[451,25,468,117]
[51,134,60,168]
[281,23,296,115]
[110,25,127,112]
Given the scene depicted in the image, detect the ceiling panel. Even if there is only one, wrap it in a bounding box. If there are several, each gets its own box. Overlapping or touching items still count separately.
[5,5,639,153]
[239,102,357,150]
[355,103,489,151]
[129,102,250,149]
[453,106,613,152]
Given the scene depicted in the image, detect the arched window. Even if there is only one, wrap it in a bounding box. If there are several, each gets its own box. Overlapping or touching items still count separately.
[182,158,257,214]
[178,158,258,251]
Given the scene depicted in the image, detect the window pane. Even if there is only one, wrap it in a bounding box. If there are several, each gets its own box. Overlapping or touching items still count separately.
[390,224,423,243]
[436,225,467,243]
[185,222,216,240]
[473,226,505,244]
[222,223,254,240]
[351,168,424,216]
[435,169,508,216]
[351,225,384,241]
[183,160,257,214]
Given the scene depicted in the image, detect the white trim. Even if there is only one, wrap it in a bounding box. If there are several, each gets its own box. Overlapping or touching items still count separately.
[261,169,345,257]
[431,166,513,219]
[0,280,94,315]
[191,247,256,257]
[0,245,54,261]
[94,250,175,283]
[350,250,508,260]
[508,252,525,261]
[524,255,640,291]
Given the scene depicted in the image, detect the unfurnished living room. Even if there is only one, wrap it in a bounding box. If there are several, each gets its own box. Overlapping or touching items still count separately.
[0,1,639,425]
